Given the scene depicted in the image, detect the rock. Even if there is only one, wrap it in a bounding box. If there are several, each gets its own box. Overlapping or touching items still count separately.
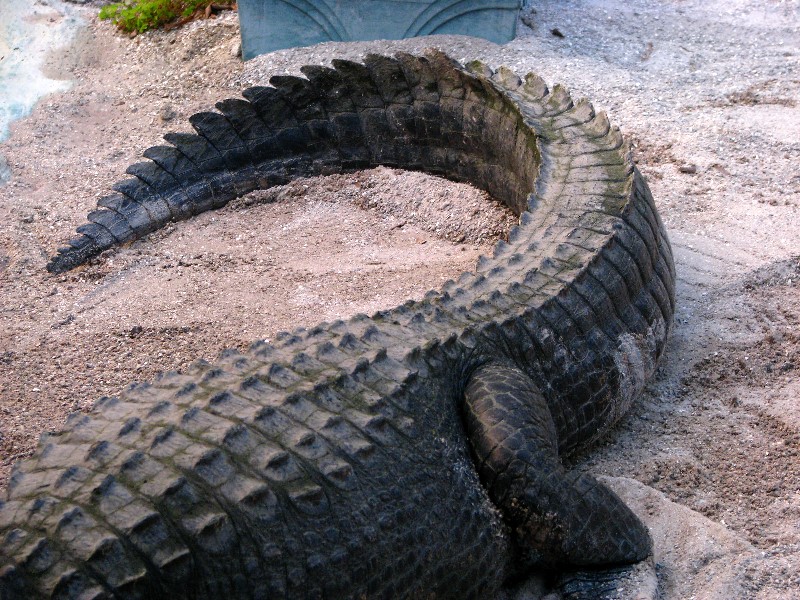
[521,10,536,30]
[679,163,698,174]
[603,476,757,599]
[159,104,177,122]
[0,152,10,184]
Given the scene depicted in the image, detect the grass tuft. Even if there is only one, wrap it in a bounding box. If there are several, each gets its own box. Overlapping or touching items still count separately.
[99,0,233,34]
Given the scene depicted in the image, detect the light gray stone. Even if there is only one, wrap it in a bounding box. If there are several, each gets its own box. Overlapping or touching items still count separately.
[0,152,10,184]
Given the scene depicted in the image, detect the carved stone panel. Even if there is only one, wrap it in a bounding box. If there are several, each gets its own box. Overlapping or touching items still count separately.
[238,0,521,60]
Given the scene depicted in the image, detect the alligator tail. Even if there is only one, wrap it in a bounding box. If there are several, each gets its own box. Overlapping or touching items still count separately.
[48,51,528,274]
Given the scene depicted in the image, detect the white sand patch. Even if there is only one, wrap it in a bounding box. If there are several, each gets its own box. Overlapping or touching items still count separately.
[0,0,84,142]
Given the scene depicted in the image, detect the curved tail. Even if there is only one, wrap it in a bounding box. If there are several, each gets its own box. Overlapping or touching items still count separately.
[48,51,533,273]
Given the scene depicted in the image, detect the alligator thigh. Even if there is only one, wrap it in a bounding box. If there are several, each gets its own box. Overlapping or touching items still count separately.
[463,362,650,567]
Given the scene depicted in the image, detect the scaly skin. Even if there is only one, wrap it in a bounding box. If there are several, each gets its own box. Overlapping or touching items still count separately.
[1,51,674,599]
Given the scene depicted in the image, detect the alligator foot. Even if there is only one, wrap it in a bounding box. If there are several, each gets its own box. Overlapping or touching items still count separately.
[463,363,652,570]
[555,558,659,600]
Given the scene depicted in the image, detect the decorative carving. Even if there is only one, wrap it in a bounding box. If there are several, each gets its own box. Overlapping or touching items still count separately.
[405,0,518,37]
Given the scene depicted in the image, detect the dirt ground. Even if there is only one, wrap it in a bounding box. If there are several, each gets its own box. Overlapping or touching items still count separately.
[1,0,799,598]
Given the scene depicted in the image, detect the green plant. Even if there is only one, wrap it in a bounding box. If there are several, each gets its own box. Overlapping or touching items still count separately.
[98,0,213,34]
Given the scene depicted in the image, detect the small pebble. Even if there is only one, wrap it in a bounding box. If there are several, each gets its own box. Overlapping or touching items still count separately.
[159,104,177,122]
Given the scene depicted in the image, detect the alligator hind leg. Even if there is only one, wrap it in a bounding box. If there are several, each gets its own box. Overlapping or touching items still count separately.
[463,363,651,570]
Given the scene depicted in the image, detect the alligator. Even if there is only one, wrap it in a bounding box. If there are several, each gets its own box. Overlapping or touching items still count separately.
[0,51,674,599]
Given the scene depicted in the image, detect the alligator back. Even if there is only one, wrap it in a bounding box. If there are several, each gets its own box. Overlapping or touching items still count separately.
[1,52,674,598]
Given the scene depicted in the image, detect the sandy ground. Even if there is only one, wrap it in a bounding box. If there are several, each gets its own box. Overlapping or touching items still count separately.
[1,0,799,598]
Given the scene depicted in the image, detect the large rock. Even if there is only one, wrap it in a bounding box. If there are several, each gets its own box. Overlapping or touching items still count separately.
[604,477,755,599]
